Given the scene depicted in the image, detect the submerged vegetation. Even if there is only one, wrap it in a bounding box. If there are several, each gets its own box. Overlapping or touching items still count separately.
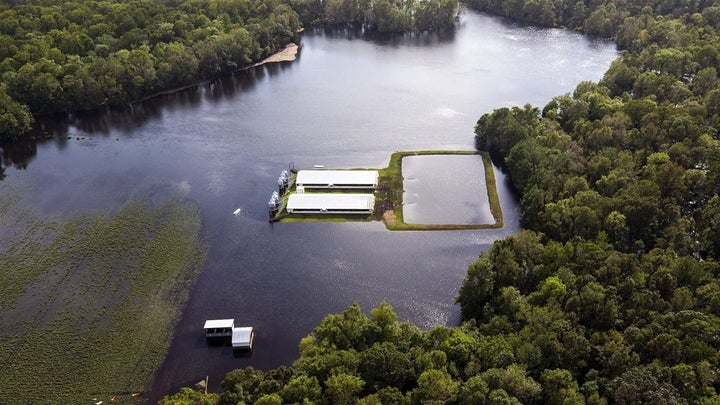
[0,186,205,404]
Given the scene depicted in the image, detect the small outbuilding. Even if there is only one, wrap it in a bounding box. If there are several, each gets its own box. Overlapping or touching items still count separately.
[232,327,255,350]
[286,194,375,214]
[203,319,234,340]
[295,170,379,189]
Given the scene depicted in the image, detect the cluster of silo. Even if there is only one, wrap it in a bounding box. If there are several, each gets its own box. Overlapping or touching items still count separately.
[277,170,289,193]
[268,170,290,217]
[268,191,280,216]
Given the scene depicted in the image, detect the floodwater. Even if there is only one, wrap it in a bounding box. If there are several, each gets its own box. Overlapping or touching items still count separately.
[403,154,493,225]
[0,10,618,400]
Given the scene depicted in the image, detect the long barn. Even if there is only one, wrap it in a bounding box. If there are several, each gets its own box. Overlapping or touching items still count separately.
[295,170,379,189]
[286,194,375,214]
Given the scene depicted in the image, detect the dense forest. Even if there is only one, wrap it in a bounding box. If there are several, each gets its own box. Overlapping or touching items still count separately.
[159,0,720,404]
[0,0,458,140]
[457,0,720,402]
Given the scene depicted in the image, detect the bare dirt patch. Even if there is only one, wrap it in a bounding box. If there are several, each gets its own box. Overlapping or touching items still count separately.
[253,43,299,65]
[383,210,397,227]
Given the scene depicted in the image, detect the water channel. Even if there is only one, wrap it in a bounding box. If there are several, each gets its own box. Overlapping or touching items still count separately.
[0,10,618,400]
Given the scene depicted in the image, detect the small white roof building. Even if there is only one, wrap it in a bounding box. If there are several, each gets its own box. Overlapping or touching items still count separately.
[232,327,254,350]
[295,170,379,189]
[204,319,235,339]
[287,194,375,214]
[203,319,234,330]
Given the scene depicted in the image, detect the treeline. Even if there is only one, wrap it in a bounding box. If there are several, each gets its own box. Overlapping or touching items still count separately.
[457,0,720,403]
[164,302,581,404]
[465,0,720,37]
[289,0,459,33]
[0,0,302,139]
[0,0,459,141]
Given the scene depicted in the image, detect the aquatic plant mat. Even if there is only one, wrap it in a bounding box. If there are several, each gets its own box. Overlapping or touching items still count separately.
[0,185,205,404]
[272,150,503,230]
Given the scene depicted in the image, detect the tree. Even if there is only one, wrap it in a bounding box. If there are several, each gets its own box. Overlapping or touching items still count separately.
[698,196,720,259]
[413,369,459,404]
[359,387,409,405]
[359,342,412,390]
[324,373,365,404]
[160,387,219,405]
[608,368,686,405]
[604,210,629,250]
[475,105,538,160]
[479,364,542,404]
[369,301,401,343]
[459,375,489,405]
[155,42,199,88]
[313,302,372,351]
[4,58,62,113]
[618,180,661,245]
[280,375,322,403]
[540,368,584,405]
[430,326,479,371]
[0,84,33,140]
[457,256,496,321]
[529,276,567,307]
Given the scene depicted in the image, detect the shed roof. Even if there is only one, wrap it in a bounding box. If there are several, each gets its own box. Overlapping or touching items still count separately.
[232,327,253,346]
[203,319,234,329]
[296,170,378,186]
[287,194,375,211]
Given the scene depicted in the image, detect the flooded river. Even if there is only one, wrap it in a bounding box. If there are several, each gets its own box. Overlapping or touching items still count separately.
[0,10,618,399]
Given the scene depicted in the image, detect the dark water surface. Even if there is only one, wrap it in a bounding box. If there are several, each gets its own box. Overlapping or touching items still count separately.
[0,11,617,400]
[403,154,493,225]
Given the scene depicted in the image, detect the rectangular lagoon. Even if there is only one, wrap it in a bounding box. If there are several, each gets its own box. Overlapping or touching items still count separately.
[402,154,494,225]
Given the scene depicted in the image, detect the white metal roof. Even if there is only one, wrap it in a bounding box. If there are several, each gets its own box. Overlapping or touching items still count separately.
[296,170,378,186]
[203,319,234,329]
[287,194,375,211]
[232,327,253,346]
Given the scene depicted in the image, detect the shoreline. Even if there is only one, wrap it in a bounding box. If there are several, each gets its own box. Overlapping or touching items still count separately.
[26,43,301,126]
[251,43,300,66]
[133,43,300,104]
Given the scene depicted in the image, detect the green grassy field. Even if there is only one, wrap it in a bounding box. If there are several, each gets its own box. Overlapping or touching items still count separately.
[0,185,206,404]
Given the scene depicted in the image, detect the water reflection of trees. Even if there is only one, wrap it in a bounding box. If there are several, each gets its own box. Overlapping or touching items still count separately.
[204,62,294,105]
[313,25,456,46]
[1,138,37,177]
[0,62,292,179]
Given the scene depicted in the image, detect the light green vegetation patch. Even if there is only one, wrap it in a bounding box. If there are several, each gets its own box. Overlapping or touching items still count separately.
[0,185,206,404]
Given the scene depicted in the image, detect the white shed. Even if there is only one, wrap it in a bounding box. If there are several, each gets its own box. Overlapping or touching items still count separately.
[295,170,379,189]
[203,319,234,339]
[286,194,375,214]
[232,327,255,350]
